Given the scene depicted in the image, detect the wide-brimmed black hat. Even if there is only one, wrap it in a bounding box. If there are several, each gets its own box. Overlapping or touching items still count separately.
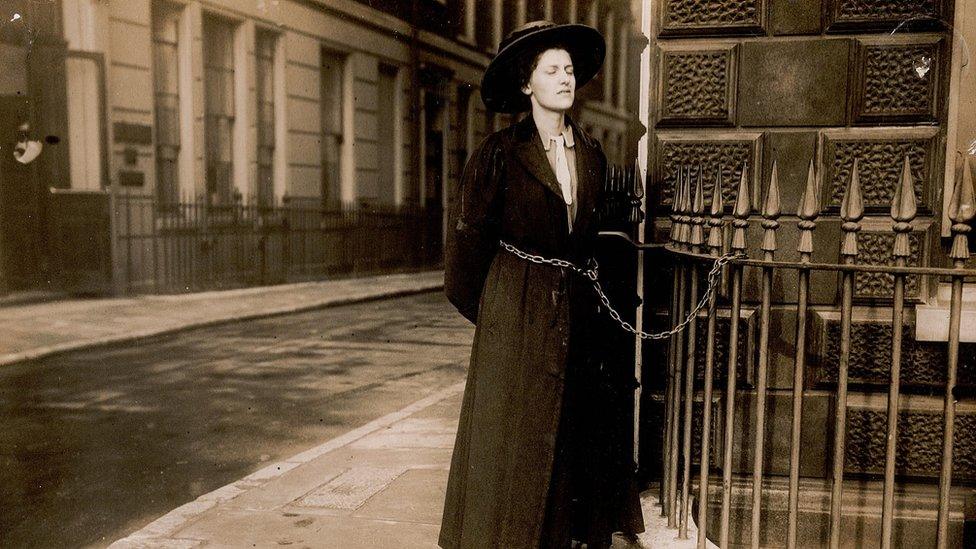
[481,21,605,114]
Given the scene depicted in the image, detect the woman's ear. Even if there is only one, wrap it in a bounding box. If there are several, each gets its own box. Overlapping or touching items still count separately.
[521,83,531,97]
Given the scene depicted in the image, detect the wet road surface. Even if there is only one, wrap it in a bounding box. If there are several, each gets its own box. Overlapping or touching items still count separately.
[0,292,471,548]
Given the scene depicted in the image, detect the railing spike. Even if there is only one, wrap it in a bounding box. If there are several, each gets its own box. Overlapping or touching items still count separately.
[840,158,864,257]
[761,160,782,253]
[734,163,751,217]
[763,160,782,218]
[731,162,750,252]
[707,167,725,253]
[891,155,918,258]
[677,165,693,246]
[710,167,725,217]
[797,158,820,256]
[949,153,976,261]
[690,165,706,248]
[669,166,683,245]
[629,161,645,223]
[892,155,919,222]
[798,158,820,219]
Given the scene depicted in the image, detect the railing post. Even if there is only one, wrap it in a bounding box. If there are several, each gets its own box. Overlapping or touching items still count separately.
[720,163,750,549]
[664,165,684,517]
[830,158,863,549]
[881,155,918,549]
[750,160,780,549]
[936,153,974,548]
[787,159,820,549]
[697,167,724,549]
[679,165,706,539]
[669,165,693,527]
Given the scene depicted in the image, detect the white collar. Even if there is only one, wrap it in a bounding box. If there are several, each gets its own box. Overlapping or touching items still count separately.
[539,125,575,151]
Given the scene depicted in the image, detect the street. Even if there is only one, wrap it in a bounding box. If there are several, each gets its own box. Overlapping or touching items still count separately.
[0,292,471,548]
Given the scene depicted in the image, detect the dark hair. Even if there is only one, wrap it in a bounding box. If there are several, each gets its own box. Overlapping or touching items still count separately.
[515,42,573,90]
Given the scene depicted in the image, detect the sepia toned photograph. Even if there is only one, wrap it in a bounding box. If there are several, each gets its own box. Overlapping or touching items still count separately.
[0,0,974,547]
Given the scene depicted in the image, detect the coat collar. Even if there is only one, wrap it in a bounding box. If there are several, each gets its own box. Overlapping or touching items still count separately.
[512,114,601,235]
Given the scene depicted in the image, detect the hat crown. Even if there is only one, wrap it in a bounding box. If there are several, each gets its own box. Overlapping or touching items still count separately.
[498,20,556,53]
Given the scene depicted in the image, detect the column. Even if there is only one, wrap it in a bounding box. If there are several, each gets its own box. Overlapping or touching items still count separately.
[464,0,475,42]
[604,14,614,104]
[492,0,503,50]
[616,13,628,110]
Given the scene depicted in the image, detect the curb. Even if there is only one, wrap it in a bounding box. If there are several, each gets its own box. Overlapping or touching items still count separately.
[110,381,466,548]
[0,274,443,368]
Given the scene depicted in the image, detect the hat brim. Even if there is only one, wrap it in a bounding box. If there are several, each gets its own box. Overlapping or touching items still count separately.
[481,24,606,114]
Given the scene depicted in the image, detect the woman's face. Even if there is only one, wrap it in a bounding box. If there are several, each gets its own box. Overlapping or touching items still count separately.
[522,48,575,113]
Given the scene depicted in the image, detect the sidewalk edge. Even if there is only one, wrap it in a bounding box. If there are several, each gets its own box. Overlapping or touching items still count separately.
[0,278,443,368]
[109,381,465,548]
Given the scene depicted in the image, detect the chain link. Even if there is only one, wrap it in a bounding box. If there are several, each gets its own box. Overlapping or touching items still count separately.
[498,240,744,340]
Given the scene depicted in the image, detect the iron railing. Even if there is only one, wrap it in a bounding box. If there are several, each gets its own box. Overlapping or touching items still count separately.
[656,154,976,548]
[115,194,441,294]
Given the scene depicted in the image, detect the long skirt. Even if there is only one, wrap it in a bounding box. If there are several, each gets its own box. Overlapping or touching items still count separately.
[538,301,646,548]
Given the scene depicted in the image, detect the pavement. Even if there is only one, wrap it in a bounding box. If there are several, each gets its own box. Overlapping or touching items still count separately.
[0,270,708,548]
[0,271,445,368]
[106,381,708,549]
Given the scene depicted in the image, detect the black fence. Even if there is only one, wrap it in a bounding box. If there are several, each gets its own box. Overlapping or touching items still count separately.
[116,194,442,294]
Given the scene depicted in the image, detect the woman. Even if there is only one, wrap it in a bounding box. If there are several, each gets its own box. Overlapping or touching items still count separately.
[439,21,645,549]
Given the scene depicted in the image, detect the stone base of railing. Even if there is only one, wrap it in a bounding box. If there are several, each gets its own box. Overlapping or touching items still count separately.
[693,476,973,548]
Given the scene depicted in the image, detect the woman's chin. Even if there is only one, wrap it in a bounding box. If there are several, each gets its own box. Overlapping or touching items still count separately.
[539,97,575,112]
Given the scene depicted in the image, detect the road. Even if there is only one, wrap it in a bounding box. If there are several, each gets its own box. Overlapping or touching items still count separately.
[0,292,472,548]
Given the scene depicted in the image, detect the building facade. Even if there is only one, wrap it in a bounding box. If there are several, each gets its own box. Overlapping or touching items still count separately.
[0,0,641,295]
[639,0,976,545]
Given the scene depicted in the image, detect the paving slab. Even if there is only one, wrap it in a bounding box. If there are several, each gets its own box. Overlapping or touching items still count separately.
[299,466,408,510]
[353,468,448,525]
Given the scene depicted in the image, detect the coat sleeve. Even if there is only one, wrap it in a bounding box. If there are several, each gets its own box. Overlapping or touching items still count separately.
[444,133,506,324]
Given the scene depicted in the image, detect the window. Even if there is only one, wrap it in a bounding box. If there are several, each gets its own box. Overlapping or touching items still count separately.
[503,5,519,39]
[377,64,399,206]
[255,30,277,208]
[551,0,572,23]
[475,3,493,51]
[526,0,546,22]
[153,4,181,208]
[203,15,236,205]
[455,0,475,42]
[320,49,345,209]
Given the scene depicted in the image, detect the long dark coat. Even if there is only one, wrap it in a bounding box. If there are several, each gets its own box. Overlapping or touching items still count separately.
[439,115,644,549]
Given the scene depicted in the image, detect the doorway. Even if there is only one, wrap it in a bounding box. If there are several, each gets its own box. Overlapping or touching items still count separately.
[0,96,45,293]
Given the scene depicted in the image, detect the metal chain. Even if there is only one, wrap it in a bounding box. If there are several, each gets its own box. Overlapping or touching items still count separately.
[498,240,744,340]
